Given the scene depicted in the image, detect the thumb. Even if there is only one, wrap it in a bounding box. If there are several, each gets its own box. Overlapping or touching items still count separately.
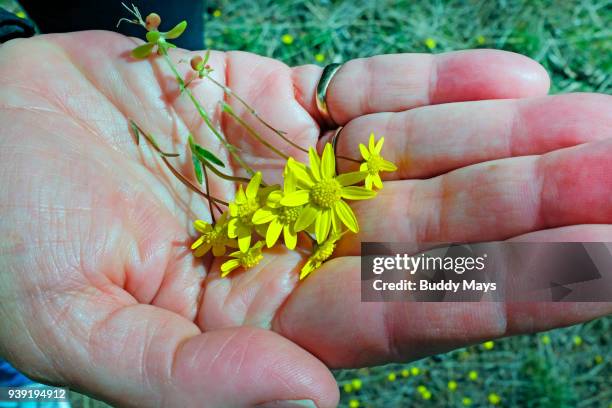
[13,303,339,408]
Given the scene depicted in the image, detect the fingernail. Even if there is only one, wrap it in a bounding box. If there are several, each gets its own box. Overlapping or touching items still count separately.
[256,399,317,408]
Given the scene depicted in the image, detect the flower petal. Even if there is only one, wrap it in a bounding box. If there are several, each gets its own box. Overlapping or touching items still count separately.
[359,144,371,160]
[191,236,205,250]
[283,226,297,250]
[266,218,283,248]
[294,205,318,231]
[369,133,377,151]
[315,209,332,243]
[300,260,318,280]
[252,208,276,225]
[335,200,359,233]
[246,171,262,199]
[193,243,212,257]
[308,147,322,181]
[280,190,310,207]
[284,167,297,193]
[236,185,247,203]
[364,175,373,190]
[359,162,368,172]
[227,218,239,238]
[374,136,385,154]
[221,259,241,276]
[341,186,377,200]
[288,158,315,187]
[336,171,367,186]
[194,220,212,233]
[373,173,383,189]
[381,159,398,171]
[237,233,251,252]
[321,143,336,178]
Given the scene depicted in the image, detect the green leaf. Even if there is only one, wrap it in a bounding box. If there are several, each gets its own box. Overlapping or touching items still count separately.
[131,42,155,58]
[192,152,203,184]
[188,135,225,167]
[164,20,187,39]
[194,144,225,167]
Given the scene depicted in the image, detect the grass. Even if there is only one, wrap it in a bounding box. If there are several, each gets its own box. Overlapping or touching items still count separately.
[2,0,611,406]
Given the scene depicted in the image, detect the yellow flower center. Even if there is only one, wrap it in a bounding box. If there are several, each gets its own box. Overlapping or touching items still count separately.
[366,155,384,175]
[240,249,263,268]
[312,239,336,262]
[202,225,230,246]
[311,179,341,208]
[238,198,259,225]
[277,206,302,225]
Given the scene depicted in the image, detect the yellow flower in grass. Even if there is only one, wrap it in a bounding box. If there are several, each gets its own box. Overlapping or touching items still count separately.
[191,212,236,257]
[359,133,397,190]
[220,241,265,277]
[300,232,341,279]
[282,144,375,243]
[252,166,301,249]
[228,172,264,252]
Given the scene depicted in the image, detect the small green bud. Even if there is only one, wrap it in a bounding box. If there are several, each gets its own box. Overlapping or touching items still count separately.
[145,30,161,43]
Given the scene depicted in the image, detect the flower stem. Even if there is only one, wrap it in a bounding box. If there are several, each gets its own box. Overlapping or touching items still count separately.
[222,102,289,160]
[130,119,227,208]
[205,75,309,154]
[202,163,216,223]
[159,47,256,177]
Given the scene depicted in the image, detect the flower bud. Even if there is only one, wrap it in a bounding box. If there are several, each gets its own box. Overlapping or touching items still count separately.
[145,13,161,31]
[190,55,204,71]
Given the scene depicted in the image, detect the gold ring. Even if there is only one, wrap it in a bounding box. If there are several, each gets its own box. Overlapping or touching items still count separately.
[316,63,343,128]
[330,126,344,156]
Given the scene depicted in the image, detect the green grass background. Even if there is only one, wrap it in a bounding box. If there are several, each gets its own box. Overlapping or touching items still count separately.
[3,0,611,406]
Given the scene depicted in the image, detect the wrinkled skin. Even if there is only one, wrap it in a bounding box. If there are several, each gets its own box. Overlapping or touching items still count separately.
[0,31,611,408]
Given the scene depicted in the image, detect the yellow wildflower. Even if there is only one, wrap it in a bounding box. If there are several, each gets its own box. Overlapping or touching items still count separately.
[573,335,583,346]
[468,370,478,381]
[483,340,494,350]
[541,335,551,345]
[315,53,325,63]
[448,380,458,391]
[424,37,437,50]
[462,397,472,406]
[300,233,341,279]
[228,172,263,252]
[348,400,360,408]
[281,34,294,45]
[410,366,420,376]
[488,393,501,405]
[387,372,396,382]
[212,9,221,18]
[282,144,374,243]
[16,11,26,18]
[401,369,410,378]
[351,378,362,391]
[476,35,486,45]
[220,241,264,277]
[359,133,397,190]
[252,164,301,249]
[191,212,236,257]
[343,383,353,393]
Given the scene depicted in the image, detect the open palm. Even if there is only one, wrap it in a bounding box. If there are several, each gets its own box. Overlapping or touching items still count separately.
[0,31,610,408]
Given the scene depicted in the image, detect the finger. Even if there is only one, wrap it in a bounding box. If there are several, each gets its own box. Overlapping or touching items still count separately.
[337,138,612,254]
[274,253,612,368]
[325,93,612,179]
[292,49,550,126]
[17,299,338,408]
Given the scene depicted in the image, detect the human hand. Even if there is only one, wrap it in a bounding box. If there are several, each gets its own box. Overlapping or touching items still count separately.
[0,31,610,407]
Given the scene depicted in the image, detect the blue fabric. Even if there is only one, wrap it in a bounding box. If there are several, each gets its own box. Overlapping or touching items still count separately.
[0,360,32,387]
